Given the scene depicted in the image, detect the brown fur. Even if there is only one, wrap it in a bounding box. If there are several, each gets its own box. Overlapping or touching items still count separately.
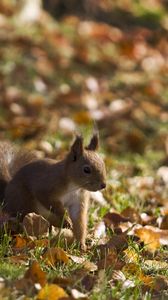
[1,135,106,249]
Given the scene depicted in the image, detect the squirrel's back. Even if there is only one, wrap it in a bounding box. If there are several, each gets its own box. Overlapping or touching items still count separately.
[0,142,37,201]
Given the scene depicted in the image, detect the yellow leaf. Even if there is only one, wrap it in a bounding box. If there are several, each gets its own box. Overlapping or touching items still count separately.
[123,248,139,263]
[37,284,68,300]
[43,247,69,266]
[122,263,142,278]
[135,227,160,252]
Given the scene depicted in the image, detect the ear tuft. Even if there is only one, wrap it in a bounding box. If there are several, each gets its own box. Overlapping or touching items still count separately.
[86,133,99,151]
[70,135,83,160]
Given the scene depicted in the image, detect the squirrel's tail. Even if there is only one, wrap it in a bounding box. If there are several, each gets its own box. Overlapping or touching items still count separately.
[0,142,37,201]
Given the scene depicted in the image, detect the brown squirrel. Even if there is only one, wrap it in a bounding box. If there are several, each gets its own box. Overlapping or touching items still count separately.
[0,134,106,249]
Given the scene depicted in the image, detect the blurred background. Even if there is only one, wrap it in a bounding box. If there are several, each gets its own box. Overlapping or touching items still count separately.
[0,0,168,177]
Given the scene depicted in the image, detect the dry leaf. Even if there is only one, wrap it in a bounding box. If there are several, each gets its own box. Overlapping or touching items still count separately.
[43,247,69,266]
[122,263,142,278]
[160,215,168,230]
[52,277,74,288]
[121,207,141,224]
[37,284,68,300]
[22,213,49,237]
[13,235,27,249]
[135,226,168,252]
[71,288,88,299]
[98,248,124,270]
[69,255,86,264]
[82,261,98,272]
[9,254,29,264]
[107,233,128,252]
[143,260,168,271]
[25,261,47,287]
[103,212,129,228]
[123,248,139,264]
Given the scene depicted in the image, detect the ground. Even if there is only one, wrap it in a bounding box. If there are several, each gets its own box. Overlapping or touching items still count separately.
[0,1,168,299]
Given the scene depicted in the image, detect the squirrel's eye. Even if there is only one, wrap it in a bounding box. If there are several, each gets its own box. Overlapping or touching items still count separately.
[83,165,91,174]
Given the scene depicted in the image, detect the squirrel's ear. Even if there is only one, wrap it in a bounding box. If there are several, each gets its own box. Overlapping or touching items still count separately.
[70,135,84,161]
[86,133,99,151]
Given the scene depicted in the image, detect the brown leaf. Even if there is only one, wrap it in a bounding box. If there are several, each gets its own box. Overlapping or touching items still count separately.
[22,213,49,237]
[160,215,168,230]
[52,277,75,288]
[43,247,69,266]
[121,207,141,224]
[103,212,129,228]
[107,233,128,252]
[14,278,34,295]
[98,248,124,270]
[8,254,29,264]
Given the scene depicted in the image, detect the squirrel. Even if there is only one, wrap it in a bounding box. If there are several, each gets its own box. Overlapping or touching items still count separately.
[0,134,106,250]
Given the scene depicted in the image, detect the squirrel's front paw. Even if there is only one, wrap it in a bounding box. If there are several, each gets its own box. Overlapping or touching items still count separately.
[80,243,87,252]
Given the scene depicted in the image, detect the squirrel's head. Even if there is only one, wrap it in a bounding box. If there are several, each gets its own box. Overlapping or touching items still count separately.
[66,134,106,191]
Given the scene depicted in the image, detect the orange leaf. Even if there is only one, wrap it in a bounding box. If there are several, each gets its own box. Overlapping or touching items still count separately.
[37,284,68,300]
[13,235,27,249]
[43,247,69,266]
[25,261,47,287]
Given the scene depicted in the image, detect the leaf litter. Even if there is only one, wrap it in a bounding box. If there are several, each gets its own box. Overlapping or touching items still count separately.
[0,1,168,299]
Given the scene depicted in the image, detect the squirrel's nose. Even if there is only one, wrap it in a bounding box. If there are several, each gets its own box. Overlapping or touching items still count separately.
[101,182,106,189]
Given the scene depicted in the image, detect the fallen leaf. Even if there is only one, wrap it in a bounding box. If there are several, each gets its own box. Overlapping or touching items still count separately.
[98,248,124,270]
[13,235,27,249]
[12,235,36,252]
[103,212,129,228]
[160,215,168,230]
[69,255,86,264]
[135,226,168,252]
[25,261,47,287]
[37,284,68,300]
[71,288,88,299]
[9,254,29,264]
[107,233,128,252]
[52,277,74,288]
[123,248,139,264]
[83,261,98,272]
[122,263,142,278]
[43,247,69,266]
[121,207,141,224]
[22,213,49,237]
[143,260,168,271]
[14,277,35,295]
